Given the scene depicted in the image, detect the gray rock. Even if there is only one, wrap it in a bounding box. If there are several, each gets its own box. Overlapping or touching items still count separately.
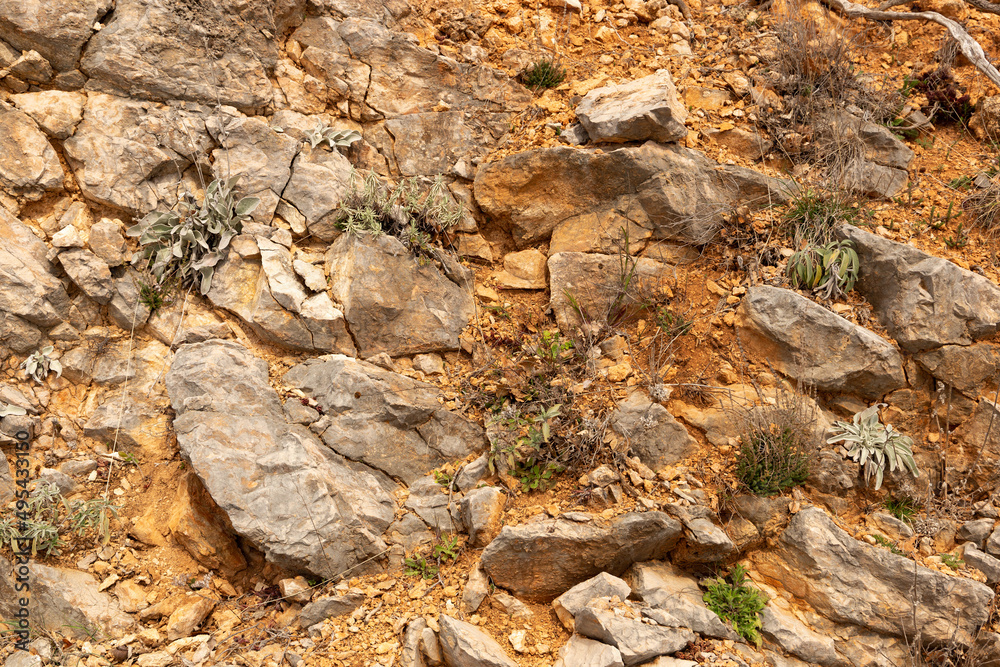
[208,250,355,355]
[461,486,506,548]
[325,234,474,357]
[552,572,632,631]
[108,270,151,331]
[756,506,994,645]
[438,615,518,667]
[462,562,490,614]
[480,512,683,601]
[576,607,695,666]
[166,340,397,579]
[958,518,995,547]
[839,224,1000,352]
[51,224,85,248]
[611,390,697,472]
[58,249,113,304]
[474,142,791,249]
[0,109,64,201]
[0,210,70,327]
[963,543,1000,584]
[548,252,674,336]
[821,110,914,170]
[37,468,77,496]
[63,93,214,216]
[258,237,311,313]
[386,112,495,176]
[954,399,1000,490]
[760,605,840,666]
[0,554,134,639]
[989,525,1000,556]
[81,0,276,112]
[915,343,1000,397]
[737,286,906,398]
[672,516,737,564]
[455,454,489,492]
[298,594,364,628]
[870,512,914,541]
[283,355,485,484]
[576,69,687,144]
[555,635,625,667]
[208,114,299,222]
[0,0,109,71]
[293,259,327,292]
[404,475,458,534]
[402,617,428,667]
[0,312,43,353]
[10,90,86,139]
[282,146,354,242]
[626,560,740,640]
[0,454,13,505]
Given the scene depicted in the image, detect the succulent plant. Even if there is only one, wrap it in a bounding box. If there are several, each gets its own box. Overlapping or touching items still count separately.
[827,404,919,490]
[22,345,62,384]
[306,123,363,150]
[787,239,859,299]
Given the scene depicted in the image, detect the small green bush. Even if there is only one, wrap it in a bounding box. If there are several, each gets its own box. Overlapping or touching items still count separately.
[735,425,810,497]
[703,564,768,646]
[883,495,919,523]
[523,59,566,89]
[786,239,859,300]
[783,189,857,244]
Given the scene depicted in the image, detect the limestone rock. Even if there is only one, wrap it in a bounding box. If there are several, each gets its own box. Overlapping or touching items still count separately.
[10,90,86,139]
[165,595,215,641]
[548,252,673,335]
[284,355,485,484]
[754,506,994,645]
[0,210,71,328]
[915,343,1000,397]
[555,635,625,667]
[481,512,683,601]
[576,606,695,666]
[0,0,110,71]
[839,224,1000,352]
[0,109,64,201]
[475,142,791,248]
[611,390,697,471]
[81,0,276,112]
[404,475,459,534]
[576,69,687,144]
[963,543,1000,584]
[737,285,906,398]
[552,572,632,631]
[0,555,134,639]
[760,605,840,666]
[168,472,247,575]
[461,486,506,548]
[627,560,740,640]
[325,234,474,357]
[386,112,493,176]
[281,146,354,242]
[438,615,518,667]
[166,340,397,579]
[298,594,364,628]
[955,399,1000,490]
[497,248,548,289]
[58,249,113,304]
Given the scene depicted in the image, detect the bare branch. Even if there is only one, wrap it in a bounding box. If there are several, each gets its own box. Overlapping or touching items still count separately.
[965,0,1000,16]
[876,0,912,9]
[818,0,1000,89]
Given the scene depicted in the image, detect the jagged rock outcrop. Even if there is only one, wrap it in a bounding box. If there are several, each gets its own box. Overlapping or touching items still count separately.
[737,285,906,398]
[0,108,64,203]
[165,340,396,579]
[0,0,111,71]
[575,69,688,144]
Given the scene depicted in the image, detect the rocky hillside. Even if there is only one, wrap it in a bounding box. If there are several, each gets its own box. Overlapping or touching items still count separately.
[2,0,1000,666]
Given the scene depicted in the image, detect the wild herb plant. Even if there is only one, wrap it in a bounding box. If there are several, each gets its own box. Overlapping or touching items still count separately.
[703,564,768,646]
[827,404,919,490]
[22,346,62,383]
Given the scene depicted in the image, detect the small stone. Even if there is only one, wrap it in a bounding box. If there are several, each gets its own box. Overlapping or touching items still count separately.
[52,225,85,248]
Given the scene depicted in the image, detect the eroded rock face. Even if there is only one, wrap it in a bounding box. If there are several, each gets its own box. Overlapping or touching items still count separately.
[0,0,110,71]
[438,615,518,667]
[840,224,1000,352]
[165,340,396,579]
[282,355,485,484]
[0,210,71,329]
[610,390,697,470]
[754,507,994,646]
[480,512,683,601]
[915,343,1000,397]
[81,0,277,112]
[0,109,64,202]
[737,285,906,398]
[475,142,792,248]
[325,234,474,357]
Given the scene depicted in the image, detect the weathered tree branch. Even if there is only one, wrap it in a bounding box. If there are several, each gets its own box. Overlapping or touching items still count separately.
[965,0,1000,16]
[818,0,1000,89]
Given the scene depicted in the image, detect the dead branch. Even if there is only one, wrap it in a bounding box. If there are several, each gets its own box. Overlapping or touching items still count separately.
[965,0,1000,16]
[818,0,1000,89]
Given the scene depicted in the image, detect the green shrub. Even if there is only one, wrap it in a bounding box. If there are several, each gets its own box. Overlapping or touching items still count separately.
[883,495,919,523]
[786,239,859,300]
[827,404,918,490]
[736,425,810,497]
[523,59,566,89]
[703,564,768,646]
[336,172,462,254]
[783,189,857,244]
[127,175,260,295]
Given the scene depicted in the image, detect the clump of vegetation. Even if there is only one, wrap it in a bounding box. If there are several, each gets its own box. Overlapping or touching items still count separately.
[786,239,859,300]
[827,404,919,491]
[523,58,566,89]
[656,307,693,337]
[489,404,565,493]
[702,564,768,646]
[127,175,260,295]
[782,189,858,244]
[941,553,964,570]
[883,495,920,524]
[404,556,438,579]
[733,388,813,497]
[915,67,973,124]
[872,533,906,556]
[335,172,462,255]
[306,122,362,150]
[432,534,461,562]
[0,484,120,557]
[535,330,574,363]
[21,345,62,383]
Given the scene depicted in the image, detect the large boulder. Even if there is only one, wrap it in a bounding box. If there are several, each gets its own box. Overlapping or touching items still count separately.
[736,285,906,398]
[325,234,474,357]
[575,69,688,144]
[0,109,64,202]
[80,0,277,112]
[438,615,517,667]
[474,142,792,248]
[480,512,683,601]
[754,507,994,645]
[63,93,214,216]
[282,355,485,484]
[0,0,110,71]
[0,210,71,329]
[914,343,1000,397]
[165,340,396,578]
[839,225,1000,352]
